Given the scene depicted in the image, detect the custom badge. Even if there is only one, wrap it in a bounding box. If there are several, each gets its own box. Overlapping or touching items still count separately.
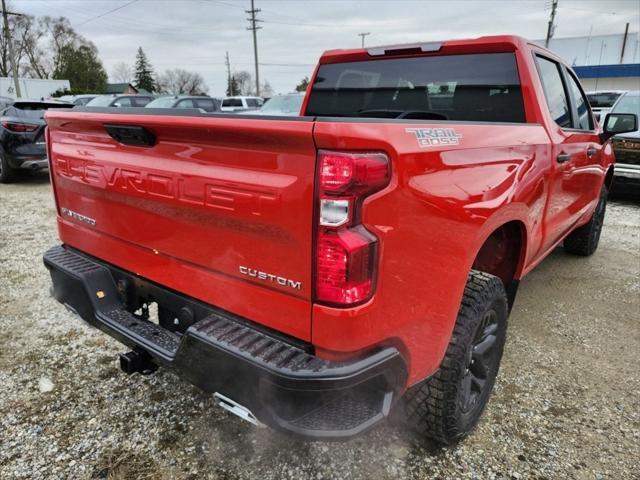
[406,127,462,147]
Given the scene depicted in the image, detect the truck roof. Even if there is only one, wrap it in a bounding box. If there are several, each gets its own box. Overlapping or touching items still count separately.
[318,35,559,65]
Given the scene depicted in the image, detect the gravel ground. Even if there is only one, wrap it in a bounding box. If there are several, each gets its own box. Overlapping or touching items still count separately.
[1,172,639,480]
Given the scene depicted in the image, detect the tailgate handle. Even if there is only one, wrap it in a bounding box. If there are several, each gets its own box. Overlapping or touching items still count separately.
[104,124,156,147]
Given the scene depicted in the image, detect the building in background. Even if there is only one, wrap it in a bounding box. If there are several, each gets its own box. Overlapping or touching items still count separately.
[105,83,138,94]
[0,78,70,100]
[536,31,640,90]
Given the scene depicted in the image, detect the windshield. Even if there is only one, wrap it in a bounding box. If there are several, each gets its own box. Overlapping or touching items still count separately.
[587,92,622,109]
[145,97,177,108]
[261,95,303,113]
[611,92,640,115]
[305,52,525,122]
[86,96,117,107]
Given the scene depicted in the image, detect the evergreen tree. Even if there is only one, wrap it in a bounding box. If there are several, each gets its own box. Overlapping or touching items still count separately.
[134,47,156,92]
[295,77,309,93]
[226,75,240,96]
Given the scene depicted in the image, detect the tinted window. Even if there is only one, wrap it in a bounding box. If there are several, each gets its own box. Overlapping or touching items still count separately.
[246,98,259,107]
[566,72,593,130]
[222,98,243,107]
[305,53,525,122]
[587,92,622,109]
[535,56,571,128]
[194,98,217,112]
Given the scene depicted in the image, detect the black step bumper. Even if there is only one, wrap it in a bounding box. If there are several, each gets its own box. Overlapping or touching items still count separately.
[43,246,407,440]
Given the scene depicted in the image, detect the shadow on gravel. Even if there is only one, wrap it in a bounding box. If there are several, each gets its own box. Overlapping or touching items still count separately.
[11,169,51,186]
[609,185,640,205]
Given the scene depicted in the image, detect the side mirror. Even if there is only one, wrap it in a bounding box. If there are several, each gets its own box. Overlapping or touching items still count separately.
[600,113,638,142]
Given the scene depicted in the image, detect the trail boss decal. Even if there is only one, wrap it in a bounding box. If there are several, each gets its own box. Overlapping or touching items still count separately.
[406,127,462,147]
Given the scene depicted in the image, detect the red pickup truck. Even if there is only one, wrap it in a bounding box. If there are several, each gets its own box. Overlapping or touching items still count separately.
[43,35,636,444]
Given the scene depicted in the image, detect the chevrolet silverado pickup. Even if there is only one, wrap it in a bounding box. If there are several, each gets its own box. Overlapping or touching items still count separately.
[43,35,636,444]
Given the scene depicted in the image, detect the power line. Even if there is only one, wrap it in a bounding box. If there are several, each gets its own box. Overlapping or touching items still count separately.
[246,0,261,96]
[73,0,139,28]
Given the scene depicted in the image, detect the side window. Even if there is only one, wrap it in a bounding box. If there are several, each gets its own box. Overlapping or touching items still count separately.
[133,97,152,107]
[566,71,593,130]
[246,98,259,107]
[535,56,571,128]
[195,99,215,112]
[176,99,195,109]
[114,97,132,107]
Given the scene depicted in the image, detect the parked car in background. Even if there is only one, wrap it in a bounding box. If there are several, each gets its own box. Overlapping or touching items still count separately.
[58,94,97,106]
[85,94,154,108]
[145,95,220,112]
[220,96,263,112]
[0,100,74,183]
[587,90,625,124]
[609,91,640,189]
[239,93,303,116]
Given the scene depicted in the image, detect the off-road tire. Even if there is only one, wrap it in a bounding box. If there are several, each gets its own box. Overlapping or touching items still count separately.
[563,185,608,256]
[402,270,508,445]
[0,152,16,183]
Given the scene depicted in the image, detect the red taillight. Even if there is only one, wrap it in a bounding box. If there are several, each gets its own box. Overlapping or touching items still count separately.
[319,150,390,195]
[315,150,391,307]
[1,121,38,133]
[316,227,376,305]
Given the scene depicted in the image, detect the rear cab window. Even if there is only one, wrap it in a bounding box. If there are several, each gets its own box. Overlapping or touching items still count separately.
[587,92,622,109]
[305,52,526,122]
[222,98,243,107]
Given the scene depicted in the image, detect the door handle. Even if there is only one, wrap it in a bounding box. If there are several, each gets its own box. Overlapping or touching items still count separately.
[556,153,571,163]
[587,147,597,158]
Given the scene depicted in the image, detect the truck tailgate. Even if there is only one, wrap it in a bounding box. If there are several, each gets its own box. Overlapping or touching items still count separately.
[45,110,316,341]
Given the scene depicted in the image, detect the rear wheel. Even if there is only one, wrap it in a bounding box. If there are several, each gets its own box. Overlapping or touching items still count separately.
[0,152,16,183]
[402,270,508,444]
[563,185,607,256]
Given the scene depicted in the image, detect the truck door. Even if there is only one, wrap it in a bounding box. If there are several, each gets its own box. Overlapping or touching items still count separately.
[534,55,602,252]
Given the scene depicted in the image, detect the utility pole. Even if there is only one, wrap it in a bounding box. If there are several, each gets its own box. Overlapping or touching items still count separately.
[545,0,558,48]
[246,0,261,96]
[1,0,22,98]
[358,32,370,48]
[225,51,232,95]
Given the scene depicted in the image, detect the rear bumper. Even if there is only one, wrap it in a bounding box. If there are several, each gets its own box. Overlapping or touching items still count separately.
[614,163,640,181]
[43,245,407,440]
[7,153,48,170]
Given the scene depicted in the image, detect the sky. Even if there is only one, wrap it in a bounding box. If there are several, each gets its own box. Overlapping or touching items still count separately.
[12,0,640,96]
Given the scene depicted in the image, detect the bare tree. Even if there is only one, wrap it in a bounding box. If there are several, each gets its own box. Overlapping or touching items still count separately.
[156,68,208,95]
[231,71,272,97]
[233,70,253,96]
[111,61,132,83]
